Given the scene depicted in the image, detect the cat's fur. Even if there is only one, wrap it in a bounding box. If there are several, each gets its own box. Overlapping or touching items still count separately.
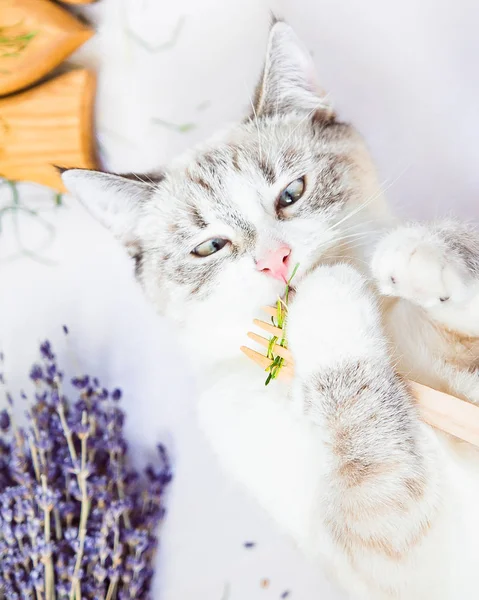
[62,21,479,600]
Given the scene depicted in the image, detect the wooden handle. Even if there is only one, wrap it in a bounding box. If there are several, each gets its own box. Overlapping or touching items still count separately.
[411,382,479,446]
[242,336,479,447]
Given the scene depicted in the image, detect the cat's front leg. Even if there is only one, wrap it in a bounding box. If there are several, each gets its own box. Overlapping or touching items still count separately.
[287,265,442,598]
[371,221,479,335]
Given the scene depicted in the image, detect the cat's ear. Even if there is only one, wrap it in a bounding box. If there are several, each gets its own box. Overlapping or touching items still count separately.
[253,20,334,119]
[61,169,154,251]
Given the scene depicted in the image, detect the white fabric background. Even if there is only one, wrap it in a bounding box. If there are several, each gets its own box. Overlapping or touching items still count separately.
[1,0,478,598]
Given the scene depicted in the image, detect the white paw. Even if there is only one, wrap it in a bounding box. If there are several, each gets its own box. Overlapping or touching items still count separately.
[287,264,383,373]
[371,226,472,309]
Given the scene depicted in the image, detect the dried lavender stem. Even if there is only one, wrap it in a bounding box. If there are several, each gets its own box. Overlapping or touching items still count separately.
[105,519,121,600]
[28,437,41,482]
[41,475,55,600]
[116,477,132,529]
[141,490,148,515]
[31,417,47,473]
[56,402,78,463]
[17,534,25,554]
[53,508,62,540]
[104,577,118,600]
[65,473,71,502]
[69,421,89,600]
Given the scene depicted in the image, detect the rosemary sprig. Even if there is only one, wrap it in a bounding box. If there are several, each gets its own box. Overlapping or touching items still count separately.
[0,178,59,264]
[125,15,185,53]
[151,117,196,133]
[264,263,299,386]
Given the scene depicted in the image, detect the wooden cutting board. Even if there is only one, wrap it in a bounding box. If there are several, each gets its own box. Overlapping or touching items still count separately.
[0,0,94,96]
[0,69,97,191]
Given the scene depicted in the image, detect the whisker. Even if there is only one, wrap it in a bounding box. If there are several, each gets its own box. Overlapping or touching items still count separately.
[142,173,159,187]
[330,166,410,233]
[128,173,156,189]
[248,93,263,165]
[308,228,382,259]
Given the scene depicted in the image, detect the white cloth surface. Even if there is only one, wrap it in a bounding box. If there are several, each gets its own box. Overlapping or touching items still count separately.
[1,0,478,597]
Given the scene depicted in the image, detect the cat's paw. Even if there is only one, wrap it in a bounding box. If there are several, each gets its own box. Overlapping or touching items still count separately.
[371,225,473,309]
[287,264,383,373]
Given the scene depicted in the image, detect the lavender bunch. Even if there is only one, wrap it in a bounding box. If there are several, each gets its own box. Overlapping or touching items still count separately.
[0,335,172,600]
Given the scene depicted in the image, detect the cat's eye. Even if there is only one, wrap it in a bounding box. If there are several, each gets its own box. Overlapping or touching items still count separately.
[277,177,306,209]
[192,237,229,257]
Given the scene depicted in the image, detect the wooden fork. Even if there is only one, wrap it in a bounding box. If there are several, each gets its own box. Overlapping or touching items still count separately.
[241,306,479,448]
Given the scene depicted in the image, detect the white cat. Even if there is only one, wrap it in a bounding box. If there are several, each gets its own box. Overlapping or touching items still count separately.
[62,21,479,600]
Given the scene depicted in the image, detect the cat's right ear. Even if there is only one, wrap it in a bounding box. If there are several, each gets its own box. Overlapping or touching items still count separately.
[61,169,154,250]
[252,20,334,120]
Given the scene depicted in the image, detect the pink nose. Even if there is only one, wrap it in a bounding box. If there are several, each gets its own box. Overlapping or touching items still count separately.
[256,245,291,282]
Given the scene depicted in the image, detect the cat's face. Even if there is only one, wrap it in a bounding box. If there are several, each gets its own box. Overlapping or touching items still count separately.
[63,22,389,361]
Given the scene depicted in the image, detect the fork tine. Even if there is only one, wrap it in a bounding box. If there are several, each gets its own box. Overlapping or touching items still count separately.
[240,346,294,380]
[240,346,271,370]
[279,364,295,379]
[253,319,283,337]
[247,331,293,362]
[261,305,277,317]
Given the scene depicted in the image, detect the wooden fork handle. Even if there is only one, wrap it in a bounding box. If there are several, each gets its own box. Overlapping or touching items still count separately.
[411,382,479,447]
[248,308,479,447]
[242,341,479,446]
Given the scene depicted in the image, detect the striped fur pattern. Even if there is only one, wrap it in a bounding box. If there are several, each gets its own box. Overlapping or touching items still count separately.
[62,21,479,600]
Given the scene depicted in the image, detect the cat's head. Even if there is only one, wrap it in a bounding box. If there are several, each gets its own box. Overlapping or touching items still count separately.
[63,21,390,363]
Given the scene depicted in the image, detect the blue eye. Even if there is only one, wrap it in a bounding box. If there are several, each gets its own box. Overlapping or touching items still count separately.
[192,238,229,257]
[277,177,306,209]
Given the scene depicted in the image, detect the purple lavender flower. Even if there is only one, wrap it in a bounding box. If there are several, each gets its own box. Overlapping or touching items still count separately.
[46,363,57,379]
[29,565,43,589]
[35,433,53,452]
[39,340,55,361]
[34,390,47,403]
[1,506,13,522]
[0,409,10,432]
[71,420,90,438]
[29,364,43,382]
[26,518,40,538]
[71,375,89,390]
[56,581,70,597]
[93,563,107,583]
[97,387,109,400]
[112,388,122,401]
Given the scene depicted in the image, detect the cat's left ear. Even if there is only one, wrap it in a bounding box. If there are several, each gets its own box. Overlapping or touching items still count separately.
[253,20,334,120]
[61,168,154,253]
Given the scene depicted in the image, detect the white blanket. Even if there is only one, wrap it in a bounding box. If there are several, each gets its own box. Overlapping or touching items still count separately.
[1,0,477,597]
